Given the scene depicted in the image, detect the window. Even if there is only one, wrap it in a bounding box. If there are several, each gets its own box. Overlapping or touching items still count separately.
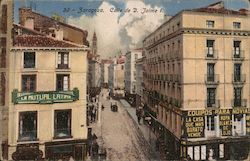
[1,5,7,34]
[233,22,241,29]
[58,52,69,69]
[19,111,37,141]
[207,40,215,57]
[234,88,242,107]
[207,115,215,131]
[22,75,36,92]
[207,63,215,82]
[1,48,6,68]
[56,74,69,91]
[54,110,71,138]
[207,88,216,107]
[234,64,241,82]
[233,41,241,57]
[206,20,214,28]
[0,73,5,106]
[24,52,35,68]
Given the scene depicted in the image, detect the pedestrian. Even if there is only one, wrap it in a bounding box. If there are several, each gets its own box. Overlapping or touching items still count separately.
[136,108,142,125]
[92,108,96,122]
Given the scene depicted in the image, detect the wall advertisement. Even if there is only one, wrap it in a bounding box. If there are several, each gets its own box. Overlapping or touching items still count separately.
[183,108,250,138]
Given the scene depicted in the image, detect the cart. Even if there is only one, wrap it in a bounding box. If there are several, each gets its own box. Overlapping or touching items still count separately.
[110,102,118,112]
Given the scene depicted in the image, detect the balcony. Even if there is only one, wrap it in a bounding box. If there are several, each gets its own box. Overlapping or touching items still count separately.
[232,74,246,85]
[57,64,69,69]
[205,74,220,85]
[205,100,220,108]
[205,49,218,60]
[232,50,244,61]
[232,99,247,107]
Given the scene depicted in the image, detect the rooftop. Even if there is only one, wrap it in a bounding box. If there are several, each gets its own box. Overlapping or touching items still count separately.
[14,35,80,48]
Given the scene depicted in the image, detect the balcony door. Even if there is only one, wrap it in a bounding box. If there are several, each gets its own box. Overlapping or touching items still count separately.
[234,88,242,107]
[207,63,215,82]
[234,64,241,82]
[207,88,215,107]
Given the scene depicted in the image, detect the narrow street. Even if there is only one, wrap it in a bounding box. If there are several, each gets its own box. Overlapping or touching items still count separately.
[90,89,152,161]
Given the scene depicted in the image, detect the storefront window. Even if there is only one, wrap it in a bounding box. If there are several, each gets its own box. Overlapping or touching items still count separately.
[54,109,71,138]
[18,111,37,141]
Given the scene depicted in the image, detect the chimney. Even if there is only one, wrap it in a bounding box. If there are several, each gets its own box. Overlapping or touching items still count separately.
[54,27,64,40]
[24,17,34,30]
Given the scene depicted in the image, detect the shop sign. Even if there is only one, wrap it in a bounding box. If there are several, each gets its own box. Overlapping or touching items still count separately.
[246,114,250,135]
[184,115,205,138]
[12,88,79,104]
[219,115,232,136]
[183,108,250,138]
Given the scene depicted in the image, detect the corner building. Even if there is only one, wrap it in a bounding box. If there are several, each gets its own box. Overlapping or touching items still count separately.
[8,24,89,160]
[143,2,250,160]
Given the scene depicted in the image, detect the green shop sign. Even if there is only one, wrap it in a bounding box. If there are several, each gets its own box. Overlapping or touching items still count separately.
[12,88,79,104]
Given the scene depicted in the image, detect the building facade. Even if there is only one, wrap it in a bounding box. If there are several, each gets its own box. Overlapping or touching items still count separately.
[135,57,144,107]
[143,2,250,160]
[0,0,13,159]
[108,55,125,98]
[7,10,89,160]
[101,59,112,88]
[125,49,142,106]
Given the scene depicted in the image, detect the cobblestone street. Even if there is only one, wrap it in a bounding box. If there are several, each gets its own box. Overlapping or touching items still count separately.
[89,89,157,161]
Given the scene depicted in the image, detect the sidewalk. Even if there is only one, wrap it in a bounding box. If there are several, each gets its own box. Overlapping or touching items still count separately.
[119,99,160,160]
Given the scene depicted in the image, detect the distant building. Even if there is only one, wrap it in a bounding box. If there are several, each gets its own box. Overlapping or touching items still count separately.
[0,0,13,160]
[101,59,112,88]
[108,55,125,98]
[124,49,142,106]
[87,32,101,98]
[7,11,89,160]
[18,7,89,46]
[135,57,144,107]
[143,1,250,160]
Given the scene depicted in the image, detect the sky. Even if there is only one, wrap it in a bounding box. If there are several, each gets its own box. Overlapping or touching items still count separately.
[14,0,249,58]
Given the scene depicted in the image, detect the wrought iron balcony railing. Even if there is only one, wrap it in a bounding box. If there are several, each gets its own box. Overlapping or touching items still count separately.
[232,49,244,61]
[205,100,220,108]
[232,99,247,107]
[205,74,220,84]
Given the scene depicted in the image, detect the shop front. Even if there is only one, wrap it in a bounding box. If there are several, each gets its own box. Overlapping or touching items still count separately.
[45,139,87,161]
[181,108,250,160]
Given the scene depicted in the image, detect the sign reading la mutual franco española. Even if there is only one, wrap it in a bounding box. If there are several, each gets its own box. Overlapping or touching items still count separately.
[12,88,79,104]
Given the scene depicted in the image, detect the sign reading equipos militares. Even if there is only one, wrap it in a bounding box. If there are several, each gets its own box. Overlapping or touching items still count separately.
[12,88,79,104]
[183,108,250,139]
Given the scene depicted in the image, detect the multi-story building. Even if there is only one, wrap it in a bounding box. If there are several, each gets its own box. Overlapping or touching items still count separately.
[0,0,13,159]
[87,32,101,98]
[125,49,142,106]
[108,55,125,98]
[143,2,250,160]
[7,14,89,161]
[101,59,112,88]
[135,57,144,107]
